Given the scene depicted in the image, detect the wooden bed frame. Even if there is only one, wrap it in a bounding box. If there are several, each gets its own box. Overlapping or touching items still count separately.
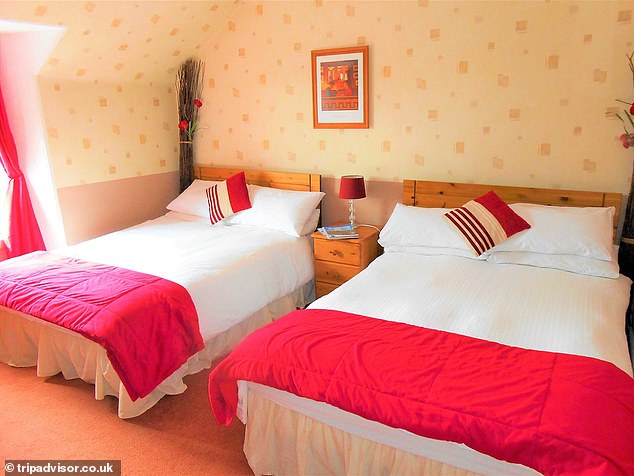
[194,165,321,193]
[0,165,323,419]
[235,178,631,476]
[403,179,623,241]
[227,177,632,476]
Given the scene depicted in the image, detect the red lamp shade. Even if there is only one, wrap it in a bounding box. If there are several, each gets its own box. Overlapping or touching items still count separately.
[339,175,366,200]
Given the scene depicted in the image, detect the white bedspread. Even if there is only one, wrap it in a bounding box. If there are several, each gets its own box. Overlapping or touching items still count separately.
[310,252,633,375]
[240,251,633,475]
[1,212,315,417]
[58,212,314,340]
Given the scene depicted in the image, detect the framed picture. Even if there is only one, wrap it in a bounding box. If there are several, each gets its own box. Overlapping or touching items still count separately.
[311,45,369,129]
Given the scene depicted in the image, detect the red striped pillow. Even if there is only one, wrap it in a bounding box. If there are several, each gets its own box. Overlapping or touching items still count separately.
[443,191,530,256]
[206,172,252,224]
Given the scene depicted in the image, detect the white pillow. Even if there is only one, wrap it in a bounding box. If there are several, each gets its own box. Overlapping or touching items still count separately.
[300,209,321,236]
[166,179,220,218]
[486,247,620,279]
[383,245,480,259]
[164,210,207,222]
[378,203,473,252]
[224,185,324,237]
[491,203,615,261]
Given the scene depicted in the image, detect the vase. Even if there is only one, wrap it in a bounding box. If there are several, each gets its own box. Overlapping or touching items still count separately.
[178,140,194,193]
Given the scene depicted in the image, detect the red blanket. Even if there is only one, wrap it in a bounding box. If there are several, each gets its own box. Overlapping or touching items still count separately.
[0,251,204,401]
[209,308,634,476]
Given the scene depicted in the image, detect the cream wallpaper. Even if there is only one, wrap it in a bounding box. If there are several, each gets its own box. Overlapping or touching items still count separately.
[0,0,632,195]
[39,78,175,187]
[1,1,238,83]
[0,0,237,188]
[197,0,634,194]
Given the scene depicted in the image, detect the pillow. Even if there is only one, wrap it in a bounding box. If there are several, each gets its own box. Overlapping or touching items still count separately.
[378,203,473,252]
[300,209,321,236]
[382,245,480,259]
[224,185,325,237]
[164,210,207,222]
[485,248,620,279]
[491,203,615,261]
[166,179,221,218]
[443,191,531,256]
[206,172,252,224]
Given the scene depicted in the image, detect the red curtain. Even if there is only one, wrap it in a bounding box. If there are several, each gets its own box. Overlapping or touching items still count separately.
[0,81,45,258]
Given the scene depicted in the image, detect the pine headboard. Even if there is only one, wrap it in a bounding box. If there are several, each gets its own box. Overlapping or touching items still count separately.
[194,165,321,193]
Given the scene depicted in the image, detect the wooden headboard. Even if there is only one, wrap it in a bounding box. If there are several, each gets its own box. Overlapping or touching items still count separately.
[402,179,622,241]
[194,165,321,193]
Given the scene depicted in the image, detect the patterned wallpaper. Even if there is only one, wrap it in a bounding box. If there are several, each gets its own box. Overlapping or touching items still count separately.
[39,79,175,187]
[0,0,236,188]
[0,0,633,194]
[1,1,237,83]
[196,0,634,194]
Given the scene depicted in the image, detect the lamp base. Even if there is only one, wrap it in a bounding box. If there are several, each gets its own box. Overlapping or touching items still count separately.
[348,199,357,229]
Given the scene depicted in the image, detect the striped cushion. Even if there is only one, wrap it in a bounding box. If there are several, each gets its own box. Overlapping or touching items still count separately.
[206,172,252,224]
[443,191,530,256]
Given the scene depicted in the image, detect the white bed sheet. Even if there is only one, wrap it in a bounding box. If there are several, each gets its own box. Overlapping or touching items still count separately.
[1,212,315,417]
[309,252,632,375]
[238,252,633,475]
[57,212,315,340]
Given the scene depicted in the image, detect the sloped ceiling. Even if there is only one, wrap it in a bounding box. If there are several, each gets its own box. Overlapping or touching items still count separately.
[0,0,239,84]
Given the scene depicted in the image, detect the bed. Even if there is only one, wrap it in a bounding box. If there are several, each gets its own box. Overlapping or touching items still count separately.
[0,166,322,418]
[209,179,634,475]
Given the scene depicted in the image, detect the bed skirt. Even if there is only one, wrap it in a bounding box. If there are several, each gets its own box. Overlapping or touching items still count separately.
[241,383,539,476]
[0,283,312,418]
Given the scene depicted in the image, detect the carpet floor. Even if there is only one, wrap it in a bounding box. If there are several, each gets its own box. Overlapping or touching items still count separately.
[0,364,252,475]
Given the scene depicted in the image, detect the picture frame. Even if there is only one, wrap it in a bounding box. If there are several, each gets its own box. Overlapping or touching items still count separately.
[311,45,369,129]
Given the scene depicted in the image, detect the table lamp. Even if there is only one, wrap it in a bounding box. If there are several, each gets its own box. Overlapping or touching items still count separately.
[338,175,366,228]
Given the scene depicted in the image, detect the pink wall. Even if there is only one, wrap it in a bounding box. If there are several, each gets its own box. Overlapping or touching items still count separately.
[320,177,401,228]
[57,171,179,244]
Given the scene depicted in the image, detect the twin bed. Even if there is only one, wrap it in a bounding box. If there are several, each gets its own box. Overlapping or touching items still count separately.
[0,166,322,418]
[1,171,633,473]
[209,179,634,475]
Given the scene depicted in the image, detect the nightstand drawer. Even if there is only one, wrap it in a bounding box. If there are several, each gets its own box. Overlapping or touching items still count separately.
[315,260,360,285]
[315,281,339,298]
[314,239,361,266]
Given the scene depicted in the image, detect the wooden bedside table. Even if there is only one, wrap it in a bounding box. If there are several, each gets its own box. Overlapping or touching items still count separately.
[311,225,381,298]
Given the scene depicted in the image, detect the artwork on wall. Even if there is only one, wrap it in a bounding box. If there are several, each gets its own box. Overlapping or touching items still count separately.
[311,46,369,129]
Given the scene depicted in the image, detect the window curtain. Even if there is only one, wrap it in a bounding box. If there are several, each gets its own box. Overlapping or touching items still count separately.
[0,81,45,259]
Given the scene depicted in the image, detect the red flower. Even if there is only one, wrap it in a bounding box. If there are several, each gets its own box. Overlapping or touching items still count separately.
[194,99,203,108]
[178,120,189,131]
[620,133,634,149]
[630,102,634,115]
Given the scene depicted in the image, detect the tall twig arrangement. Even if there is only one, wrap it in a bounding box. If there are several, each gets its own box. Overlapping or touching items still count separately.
[176,58,204,192]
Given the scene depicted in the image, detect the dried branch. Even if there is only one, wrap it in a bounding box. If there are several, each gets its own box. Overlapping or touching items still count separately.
[628,50,634,90]
[176,58,205,192]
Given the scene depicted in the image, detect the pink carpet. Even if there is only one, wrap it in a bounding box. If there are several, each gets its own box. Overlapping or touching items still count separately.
[0,364,252,475]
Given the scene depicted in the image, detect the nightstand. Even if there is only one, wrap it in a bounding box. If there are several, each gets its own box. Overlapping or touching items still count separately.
[311,225,381,298]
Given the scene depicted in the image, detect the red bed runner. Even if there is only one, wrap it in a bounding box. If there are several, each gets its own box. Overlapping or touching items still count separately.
[209,308,634,475]
[0,251,204,401]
